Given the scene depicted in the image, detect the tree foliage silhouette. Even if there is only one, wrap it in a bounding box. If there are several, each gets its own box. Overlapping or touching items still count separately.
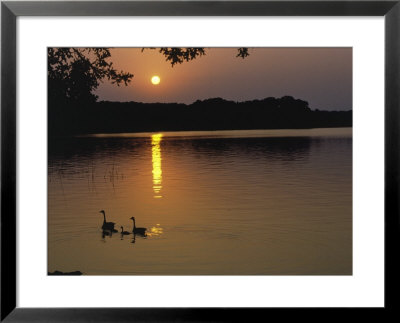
[143,47,250,66]
[157,48,207,66]
[48,48,133,104]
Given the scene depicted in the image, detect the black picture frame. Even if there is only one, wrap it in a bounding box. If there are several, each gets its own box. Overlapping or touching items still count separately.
[1,0,399,321]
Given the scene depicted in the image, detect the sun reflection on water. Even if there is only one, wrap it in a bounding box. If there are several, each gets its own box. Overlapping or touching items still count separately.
[146,224,164,237]
[151,134,163,198]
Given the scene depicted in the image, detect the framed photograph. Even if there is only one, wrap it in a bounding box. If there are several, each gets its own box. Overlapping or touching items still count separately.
[1,0,399,321]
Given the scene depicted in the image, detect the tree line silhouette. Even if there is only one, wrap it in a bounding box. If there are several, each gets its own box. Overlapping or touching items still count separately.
[49,96,351,136]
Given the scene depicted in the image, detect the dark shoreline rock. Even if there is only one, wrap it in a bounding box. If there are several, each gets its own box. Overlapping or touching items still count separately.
[48,270,83,275]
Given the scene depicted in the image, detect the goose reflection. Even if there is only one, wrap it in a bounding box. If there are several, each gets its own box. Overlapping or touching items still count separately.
[101,229,114,241]
[131,233,136,244]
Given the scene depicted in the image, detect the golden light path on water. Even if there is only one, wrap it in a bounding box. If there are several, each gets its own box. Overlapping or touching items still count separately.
[151,134,163,198]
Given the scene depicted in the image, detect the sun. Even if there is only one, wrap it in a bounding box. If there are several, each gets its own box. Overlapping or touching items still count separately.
[151,75,161,85]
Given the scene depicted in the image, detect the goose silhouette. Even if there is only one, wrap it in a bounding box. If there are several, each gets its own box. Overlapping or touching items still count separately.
[120,226,130,235]
[99,210,116,232]
[130,217,147,236]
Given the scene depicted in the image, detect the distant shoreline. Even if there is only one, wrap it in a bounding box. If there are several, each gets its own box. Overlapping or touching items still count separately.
[48,96,352,137]
[77,127,352,139]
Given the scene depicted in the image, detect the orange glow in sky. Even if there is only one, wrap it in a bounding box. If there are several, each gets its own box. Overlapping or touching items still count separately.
[95,48,352,110]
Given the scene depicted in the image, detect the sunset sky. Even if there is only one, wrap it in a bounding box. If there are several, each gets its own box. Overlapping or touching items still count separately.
[95,47,352,111]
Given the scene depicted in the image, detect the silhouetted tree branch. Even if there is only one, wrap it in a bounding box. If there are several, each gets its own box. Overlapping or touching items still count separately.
[236,48,250,59]
[158,48,206,66]
[143,47,250,67]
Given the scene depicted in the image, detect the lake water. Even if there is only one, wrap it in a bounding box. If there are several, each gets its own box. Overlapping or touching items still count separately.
[48,128,352,275]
